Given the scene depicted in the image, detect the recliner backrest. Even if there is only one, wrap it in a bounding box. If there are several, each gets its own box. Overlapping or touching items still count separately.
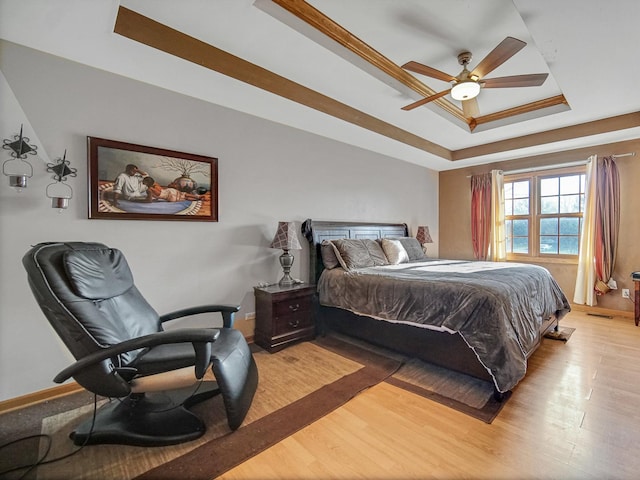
[23,242,162,366]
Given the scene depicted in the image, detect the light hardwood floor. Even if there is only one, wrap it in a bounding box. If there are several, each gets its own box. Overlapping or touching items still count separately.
[221,310,640,479]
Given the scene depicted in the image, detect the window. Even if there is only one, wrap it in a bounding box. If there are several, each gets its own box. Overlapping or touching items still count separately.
[504,166,586,259]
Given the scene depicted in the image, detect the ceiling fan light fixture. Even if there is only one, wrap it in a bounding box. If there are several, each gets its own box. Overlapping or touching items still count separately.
[451,81,480,101]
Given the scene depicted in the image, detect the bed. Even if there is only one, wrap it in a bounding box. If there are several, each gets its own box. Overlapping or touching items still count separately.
[302,219,571,397]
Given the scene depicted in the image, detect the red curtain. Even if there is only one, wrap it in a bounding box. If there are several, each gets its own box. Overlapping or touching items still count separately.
[471,173,492,260]
[594,157,620,295]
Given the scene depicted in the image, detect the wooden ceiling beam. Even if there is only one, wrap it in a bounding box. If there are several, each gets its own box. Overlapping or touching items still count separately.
[113,6,452,160]
[453,112,640,160]
[266,0,465,122]
[113,4,637,165]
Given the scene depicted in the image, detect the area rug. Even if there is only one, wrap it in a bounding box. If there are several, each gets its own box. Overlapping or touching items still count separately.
[544,326,576,342]
[320,334,511,424]
[20,338,399,480]
[6,334,513,479]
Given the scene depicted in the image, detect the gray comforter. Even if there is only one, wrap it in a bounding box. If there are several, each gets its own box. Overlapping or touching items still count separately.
[318,259,571,392]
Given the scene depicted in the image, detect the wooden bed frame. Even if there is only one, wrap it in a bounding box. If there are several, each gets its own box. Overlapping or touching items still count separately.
[301,219,559,394]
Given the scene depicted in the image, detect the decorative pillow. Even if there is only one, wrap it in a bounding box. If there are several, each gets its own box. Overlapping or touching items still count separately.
[381,238,409,265]
[362,239,389,266]
[396,237,427,261]
[320,240,340,269]
[331,238,387,270]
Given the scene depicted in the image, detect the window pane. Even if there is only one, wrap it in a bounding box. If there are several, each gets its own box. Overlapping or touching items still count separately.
[540,236,558,254]
[560,194,580,213]
[513,181,529,198]
[514,198,529,215]
[504,182,513,199]
[540,218,558,235]
[505,198,513,216]
[540,177,558,196]
[560,175,581,194]
[513,219,528,236]
[560,217,580,235]
[559,236,579,255]
[541,197,559,214]
[513,237,528,253]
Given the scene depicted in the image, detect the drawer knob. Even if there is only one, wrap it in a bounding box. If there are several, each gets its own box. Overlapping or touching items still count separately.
[288,303,300,312]
[288,319,300,328]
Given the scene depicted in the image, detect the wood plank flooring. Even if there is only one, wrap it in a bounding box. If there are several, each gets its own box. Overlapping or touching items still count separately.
[221,310,640,479]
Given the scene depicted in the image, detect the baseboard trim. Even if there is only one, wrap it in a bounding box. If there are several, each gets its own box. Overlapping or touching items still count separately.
[570,303,633,319]
[0,382,83,415]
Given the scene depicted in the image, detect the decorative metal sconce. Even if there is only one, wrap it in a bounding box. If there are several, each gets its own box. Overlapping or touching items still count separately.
[2,125,38,191]
[46,150,76,211]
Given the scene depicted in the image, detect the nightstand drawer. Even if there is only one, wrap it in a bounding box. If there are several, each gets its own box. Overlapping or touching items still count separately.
[273,296,311,318]
[273,311,313,336]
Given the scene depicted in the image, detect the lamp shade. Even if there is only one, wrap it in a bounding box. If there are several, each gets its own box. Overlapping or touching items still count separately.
[270,221,302,250]
[416,226,433,244]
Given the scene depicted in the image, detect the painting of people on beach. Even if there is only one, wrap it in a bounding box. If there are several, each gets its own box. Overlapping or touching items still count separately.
[88,137,218,222]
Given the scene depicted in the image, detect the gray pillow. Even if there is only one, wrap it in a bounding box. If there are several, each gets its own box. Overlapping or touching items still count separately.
[396,237,427,261]
[331,238,388,270]
[362,239,389,266]
[320,240,340,269]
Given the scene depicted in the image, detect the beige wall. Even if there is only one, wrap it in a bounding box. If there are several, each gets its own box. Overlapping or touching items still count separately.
[440,139,640,313]
[0,41,439,400]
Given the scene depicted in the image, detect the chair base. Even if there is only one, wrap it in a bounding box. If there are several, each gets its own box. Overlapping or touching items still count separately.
[70,383,220,446]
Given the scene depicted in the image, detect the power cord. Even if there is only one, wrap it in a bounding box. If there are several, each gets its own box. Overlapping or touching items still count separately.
[0,378,211,478]
[0,394,98,480]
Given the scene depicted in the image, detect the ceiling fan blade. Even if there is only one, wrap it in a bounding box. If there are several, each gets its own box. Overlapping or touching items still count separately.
[401,61,456,83]
[471,37,526,79]
[462,97,479,118]
[481,73,549,88]
[401,89,451,111]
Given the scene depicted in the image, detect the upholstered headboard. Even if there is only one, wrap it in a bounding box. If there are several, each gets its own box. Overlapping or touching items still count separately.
[301,219,408,285]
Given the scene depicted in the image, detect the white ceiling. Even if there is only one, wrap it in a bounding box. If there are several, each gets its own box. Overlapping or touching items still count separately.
[1,0,639,171]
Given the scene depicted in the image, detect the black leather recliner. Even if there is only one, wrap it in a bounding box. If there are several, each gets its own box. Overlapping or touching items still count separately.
[22,242,259,446]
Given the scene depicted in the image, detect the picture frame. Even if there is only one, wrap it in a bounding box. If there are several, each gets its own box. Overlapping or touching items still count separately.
[88,137,218,222]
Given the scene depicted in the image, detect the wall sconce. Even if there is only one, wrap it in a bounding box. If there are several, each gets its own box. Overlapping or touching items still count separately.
[46,150,76,212]
[270,221,302,287]
[416,226,434,254]
[2,125,38,191]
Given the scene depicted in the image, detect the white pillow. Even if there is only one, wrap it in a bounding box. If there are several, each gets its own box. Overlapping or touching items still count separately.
[381,238,409,265]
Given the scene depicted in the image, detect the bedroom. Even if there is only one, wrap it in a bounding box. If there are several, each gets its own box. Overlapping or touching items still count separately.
[1,1,639,478]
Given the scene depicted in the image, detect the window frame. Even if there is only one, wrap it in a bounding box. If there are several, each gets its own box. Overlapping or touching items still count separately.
[504,165,586,262]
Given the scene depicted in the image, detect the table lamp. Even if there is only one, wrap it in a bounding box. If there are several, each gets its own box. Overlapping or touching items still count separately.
[416,226,434,254]
[270,221,302,286]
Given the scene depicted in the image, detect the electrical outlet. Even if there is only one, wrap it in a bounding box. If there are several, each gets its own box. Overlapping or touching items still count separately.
[244,312,256,321]
[622,289,630,299]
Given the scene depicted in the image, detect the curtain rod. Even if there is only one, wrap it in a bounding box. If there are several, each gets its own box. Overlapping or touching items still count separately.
[466,152,636,178]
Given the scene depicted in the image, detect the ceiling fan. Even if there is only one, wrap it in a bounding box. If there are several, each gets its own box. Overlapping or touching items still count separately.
[401,37,548,118]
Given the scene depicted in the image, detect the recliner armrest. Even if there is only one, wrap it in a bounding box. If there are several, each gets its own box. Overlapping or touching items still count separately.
[53,328,220,384]
[159,304,241,328]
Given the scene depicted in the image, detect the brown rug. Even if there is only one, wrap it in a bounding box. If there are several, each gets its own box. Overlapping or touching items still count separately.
[544,326,576,342]
[3,334,513,479]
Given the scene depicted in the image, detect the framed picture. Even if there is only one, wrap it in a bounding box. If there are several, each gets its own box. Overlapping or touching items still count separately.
[88,137,218,222]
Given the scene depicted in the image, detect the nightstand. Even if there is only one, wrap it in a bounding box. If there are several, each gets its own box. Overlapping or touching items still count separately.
[254,283,316,352]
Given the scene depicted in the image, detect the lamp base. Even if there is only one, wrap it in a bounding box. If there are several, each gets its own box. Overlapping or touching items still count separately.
[278,250,295,287]
[278,274,296,287]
